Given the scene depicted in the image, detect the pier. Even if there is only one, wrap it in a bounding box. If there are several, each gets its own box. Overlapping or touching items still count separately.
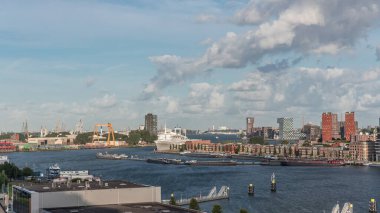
[162,186,229,206]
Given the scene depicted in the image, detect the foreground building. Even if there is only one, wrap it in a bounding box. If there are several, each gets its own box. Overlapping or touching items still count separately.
[12,180,164,213]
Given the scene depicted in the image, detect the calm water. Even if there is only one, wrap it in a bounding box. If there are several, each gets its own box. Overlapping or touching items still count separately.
[6,147,380,213]
[187,134,241,143]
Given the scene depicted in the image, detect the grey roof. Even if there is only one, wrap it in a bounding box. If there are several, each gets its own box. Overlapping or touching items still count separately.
[13,180,149,193]
[44,202,201,213]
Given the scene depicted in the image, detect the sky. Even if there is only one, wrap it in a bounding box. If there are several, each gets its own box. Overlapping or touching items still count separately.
[1,0,380,132]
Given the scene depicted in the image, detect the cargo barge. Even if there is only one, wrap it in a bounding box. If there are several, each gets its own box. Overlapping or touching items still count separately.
[180,152,232,158]
[184,160,238,166]
[146,158,184,165]
[261,158,345,166]
[279,159,345,166]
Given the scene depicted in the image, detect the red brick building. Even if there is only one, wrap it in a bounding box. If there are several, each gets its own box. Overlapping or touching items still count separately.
[322,112,340,142]
[345,112,356,141]
[322,112,333,142]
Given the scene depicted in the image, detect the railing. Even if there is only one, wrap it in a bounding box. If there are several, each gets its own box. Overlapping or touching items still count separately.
[162,186,229,206]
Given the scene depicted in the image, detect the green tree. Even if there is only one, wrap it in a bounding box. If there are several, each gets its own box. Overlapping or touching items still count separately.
[22,167,33,176]
[0,162,21,179]
[281,140,289,145]
[240,209,248,213]
[189,198,200,210]
[212,204,222,213]
[73,132,94,144]
[248,137,267,145]
[169,193,176,205]
[0,171,9,188]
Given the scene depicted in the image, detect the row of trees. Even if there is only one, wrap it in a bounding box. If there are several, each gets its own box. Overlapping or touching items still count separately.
[0,162,34,187]
[73,130,157,145]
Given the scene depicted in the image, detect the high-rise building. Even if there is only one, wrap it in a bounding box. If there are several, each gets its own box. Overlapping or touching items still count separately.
[322,112,332,142]
[302,123,321,141]
[144,113,157,135]
[345,112,356,141]
[331,113,340,139]
[376,140,380,162]
[246,117,254,135]
[322,112,340,142]
[277,117,294,140]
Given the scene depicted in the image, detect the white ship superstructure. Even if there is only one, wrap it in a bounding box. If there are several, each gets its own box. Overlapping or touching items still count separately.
[155,126,189,151]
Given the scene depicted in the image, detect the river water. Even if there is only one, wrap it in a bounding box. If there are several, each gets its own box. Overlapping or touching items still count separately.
[6,147,380,213]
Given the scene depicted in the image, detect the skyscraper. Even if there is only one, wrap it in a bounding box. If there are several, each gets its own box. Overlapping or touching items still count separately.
[246,117,254,135]
[145,113,157,136]
[277,117,294,140]
[345,112,356,141]
[322,112,339,142]
[322,112,332,142]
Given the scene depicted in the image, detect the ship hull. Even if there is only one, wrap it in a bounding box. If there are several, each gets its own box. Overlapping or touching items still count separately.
[155,141,185,152]
[281,160,345,166]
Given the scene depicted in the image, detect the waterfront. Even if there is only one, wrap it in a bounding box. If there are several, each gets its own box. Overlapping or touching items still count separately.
[6,147,380,212]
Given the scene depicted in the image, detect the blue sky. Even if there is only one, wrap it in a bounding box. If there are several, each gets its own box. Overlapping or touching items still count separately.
[1,0,380,132]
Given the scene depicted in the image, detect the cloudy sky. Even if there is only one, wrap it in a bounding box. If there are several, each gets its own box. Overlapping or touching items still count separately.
[1,0,380,132]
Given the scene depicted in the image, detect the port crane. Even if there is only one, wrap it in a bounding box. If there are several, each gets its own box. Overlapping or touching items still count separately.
[92,123,115,146]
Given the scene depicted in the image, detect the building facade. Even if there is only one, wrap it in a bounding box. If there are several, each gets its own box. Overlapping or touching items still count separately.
[322,112,332,142]
[345,112,356,141]
[302,123,321,141]
[145,113,158,135]
[246,117,254,135]
[277,117,295,140]
[12,180,161,213]
[376,140,380,161]
[322,112,340,142]
[349,141,376,161]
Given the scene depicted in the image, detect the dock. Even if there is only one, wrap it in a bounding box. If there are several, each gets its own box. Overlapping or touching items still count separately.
[162,186,229,206]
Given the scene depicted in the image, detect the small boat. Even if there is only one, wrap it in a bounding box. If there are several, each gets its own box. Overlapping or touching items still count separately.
[369,163,380,168]
[96,152,128,160]
[146,158,171,164]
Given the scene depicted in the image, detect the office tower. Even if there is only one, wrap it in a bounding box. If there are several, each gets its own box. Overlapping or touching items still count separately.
[277,117,294,140]
[145,113,158,135]
[345,112,356,141]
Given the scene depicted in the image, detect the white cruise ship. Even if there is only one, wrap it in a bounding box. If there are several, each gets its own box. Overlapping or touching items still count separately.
[155,127,189,152]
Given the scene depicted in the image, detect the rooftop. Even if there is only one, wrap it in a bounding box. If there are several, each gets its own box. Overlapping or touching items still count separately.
[13,180,149,193]
[44,203,201,213]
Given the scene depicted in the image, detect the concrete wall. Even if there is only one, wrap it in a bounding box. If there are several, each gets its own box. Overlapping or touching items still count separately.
[36,186,161,210]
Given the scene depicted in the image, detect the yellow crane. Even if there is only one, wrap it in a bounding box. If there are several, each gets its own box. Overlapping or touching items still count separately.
[92,123,115,146]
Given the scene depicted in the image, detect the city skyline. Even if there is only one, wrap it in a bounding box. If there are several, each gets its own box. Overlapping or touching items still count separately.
[1,0,380,131]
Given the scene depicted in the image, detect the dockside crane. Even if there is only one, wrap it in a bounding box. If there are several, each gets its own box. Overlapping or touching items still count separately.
[92,123,115,146]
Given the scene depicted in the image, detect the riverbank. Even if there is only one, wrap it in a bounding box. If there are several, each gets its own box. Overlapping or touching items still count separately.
[0,143,155,153]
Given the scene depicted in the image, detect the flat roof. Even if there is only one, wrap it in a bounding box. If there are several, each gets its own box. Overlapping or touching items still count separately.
[44,202,201,213]
[13,180,150,193]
